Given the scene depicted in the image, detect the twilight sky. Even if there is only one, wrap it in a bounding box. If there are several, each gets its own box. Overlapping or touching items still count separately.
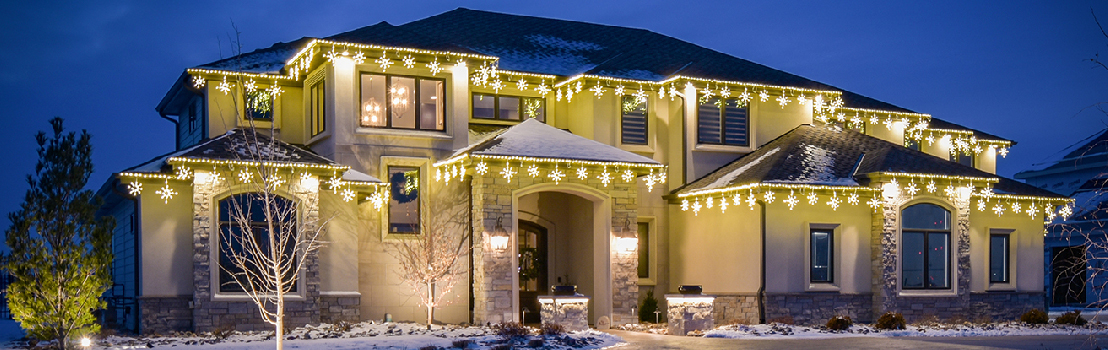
[0,1,1104,219]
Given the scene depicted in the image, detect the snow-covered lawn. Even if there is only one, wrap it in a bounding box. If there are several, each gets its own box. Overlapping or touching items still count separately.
[701,322,1108,339]
[0,321,622,350]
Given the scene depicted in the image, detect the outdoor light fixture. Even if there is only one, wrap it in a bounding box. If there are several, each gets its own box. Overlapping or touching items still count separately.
[615,218,638,253]
[80,337,91,347]
[490,217,509,252]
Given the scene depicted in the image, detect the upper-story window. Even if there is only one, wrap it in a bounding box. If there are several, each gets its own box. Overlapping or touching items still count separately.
[621,95,648,145]
[188,98,200,133]
[950,151,974,167]
[697,98,748,146]
[472,93,545,122]
[245,90,274,121]
[360,73,445,131]
[901,203,951,290]
[309,80,325,137]
[905,138,920,151]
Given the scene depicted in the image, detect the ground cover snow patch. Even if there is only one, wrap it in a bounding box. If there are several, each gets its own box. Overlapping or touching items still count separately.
[2,321,622,350]
[701,322,1108,340]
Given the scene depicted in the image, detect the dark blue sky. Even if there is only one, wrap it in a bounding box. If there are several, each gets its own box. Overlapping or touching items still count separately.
[0,1,1104,219]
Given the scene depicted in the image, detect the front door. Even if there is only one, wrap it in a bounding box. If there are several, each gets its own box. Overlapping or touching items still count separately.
[1052,245,1087,306]
[518,220,548,324]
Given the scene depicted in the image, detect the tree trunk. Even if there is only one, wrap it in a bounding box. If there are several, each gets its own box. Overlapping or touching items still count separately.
[426,282,434,330]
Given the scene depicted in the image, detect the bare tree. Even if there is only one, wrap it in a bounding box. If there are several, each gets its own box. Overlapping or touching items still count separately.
[386,178,470,329]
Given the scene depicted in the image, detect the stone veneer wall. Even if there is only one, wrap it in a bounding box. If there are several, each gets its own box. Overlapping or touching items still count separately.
[968,292,1044,321]
[319,294,362,324]
[470,164,640,325]
[763,293,873,325]
[712,294,759,325]
[189,171,326,332]
[872,188,973,322]
[139,296,193,334]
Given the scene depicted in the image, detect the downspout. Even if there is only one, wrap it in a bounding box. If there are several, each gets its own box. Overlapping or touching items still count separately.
[758,201,766,324]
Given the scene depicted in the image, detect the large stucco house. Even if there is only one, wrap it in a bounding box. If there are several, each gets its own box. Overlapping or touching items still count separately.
[96,8,1071,334]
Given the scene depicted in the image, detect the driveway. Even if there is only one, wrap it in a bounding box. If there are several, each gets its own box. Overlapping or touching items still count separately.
[603,329,1108,349]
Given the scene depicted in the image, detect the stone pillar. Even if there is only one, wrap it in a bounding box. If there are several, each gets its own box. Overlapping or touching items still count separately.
[610,182,639,326]
[471,175,515,324]
[665,294,715,336]
[539,295,590,331]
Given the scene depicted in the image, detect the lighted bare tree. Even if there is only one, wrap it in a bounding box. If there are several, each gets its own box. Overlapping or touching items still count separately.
[386,178,470,329]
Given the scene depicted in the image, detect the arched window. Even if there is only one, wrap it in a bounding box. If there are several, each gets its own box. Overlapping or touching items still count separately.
[901,203,951,290]
[218,193,298,293]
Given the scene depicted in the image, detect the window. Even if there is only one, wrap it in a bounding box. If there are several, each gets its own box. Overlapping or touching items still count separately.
[621,95,648,145]
[901,203,951,289]
[360,74,444,131]
[990,233,1010,283]
[218,193,297,293]
[472,93,545,122]
[310,80,325,137]
[810,229,833,283]
[637,222,650,279]
[697,98,748,146]
[244,90,274,120]
[388,166,420,234]
[905,138,920,151]
[950,151,973,167]
[188,98,199,133]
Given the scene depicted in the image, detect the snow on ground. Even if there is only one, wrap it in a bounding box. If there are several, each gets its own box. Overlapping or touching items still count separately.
[1,321,622,350]
[701,322,1108,340]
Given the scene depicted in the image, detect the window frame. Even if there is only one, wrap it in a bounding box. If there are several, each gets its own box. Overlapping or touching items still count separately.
[620,95,649,146]
[309,79,326,137]
[900,203,953,291]
[950,151,974,167]
[696,97,749,147]
[636,216,657,286]
[244,89,275,121]
[379,156,429,240]
[210,190,307,300]
[805,223,841,291]
[386,165,421,235]
[470,92,545,122]
[358,72,447,132]
[989,233,1010,284]
[810,228,834,284]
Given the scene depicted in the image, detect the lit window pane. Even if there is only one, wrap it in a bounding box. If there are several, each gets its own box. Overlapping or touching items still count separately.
[811,230,832,283]
[523,97,545,121]
[990,235,1009,283]
[419,79,444,130]
[360,74,386,127]
[902,204,950,230]
[473,94,495,119]
[389,77,416,129]
[388,166,420,234]
[637,222,649,279]
[498,96,520,120]
[902,231,925,288]
[927,232,949,288]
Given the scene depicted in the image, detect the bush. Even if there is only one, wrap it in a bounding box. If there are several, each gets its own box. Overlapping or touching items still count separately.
[494,322,531,337]
[541,323,566,336]
[451,339,474,348]
[1055,311,1088,326]
[875,312,906,330]
[1020,309,1048,325]
[640,290,662,323]
[825,316,853,331]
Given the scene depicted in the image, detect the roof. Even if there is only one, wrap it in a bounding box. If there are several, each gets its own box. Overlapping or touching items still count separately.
[672,124,1064,198]
[1017,127,1108,176]
[447,118,660,165]
[927,117,1009,142]
[120,129,381,183]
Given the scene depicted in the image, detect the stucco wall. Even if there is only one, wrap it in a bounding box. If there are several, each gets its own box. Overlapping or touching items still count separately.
[764,202,873,294]
[669,201,761,294]
[138,178,195,296]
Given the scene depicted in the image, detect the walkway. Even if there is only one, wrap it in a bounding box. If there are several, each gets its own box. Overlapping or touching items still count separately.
[603,329,1108,349]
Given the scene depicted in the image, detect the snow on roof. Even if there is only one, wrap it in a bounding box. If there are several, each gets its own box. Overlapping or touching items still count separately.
[699,148,779,190]
[342,169,381,183]
[483,48,598,76]
[1022,127,1108,173]
[459,119,660,165]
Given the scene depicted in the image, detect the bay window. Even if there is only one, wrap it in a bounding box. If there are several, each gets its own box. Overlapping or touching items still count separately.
[360,74,444,131]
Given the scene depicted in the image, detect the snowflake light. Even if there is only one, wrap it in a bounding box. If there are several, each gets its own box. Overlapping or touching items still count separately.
[368,192,386,210]
[733,193,742,205]
[576,167,588,180]
[797,93,808,106]
[598,168,612,187]
[700,87,714,101]
[633,89,648,105]
[720,198,728,213]
[436,168,443,182]
[827,192,841,211]
[536,82,551,96]
[867,196,883,210]
[847,192,859,205]
[668,84,679,100]
[1027,203,1038,218]
[645,172,656,192]
[998,147,1009,158]
[353,52,366,64]
[692,200,702,216]
[527,164,540,178]
[658,85,666,98]
[156,181,176,204]
[746,191,757,209]
[491,79,504,93]
[977,200,987,211]
[992,204,1005,216]
[216,77,232,95]
[549,167,565,184]
[500,165,516,183]
[476,161,488,175]
[1059,205,1073,220]
[556,89,562,102]
[239,170,253,184]
[341,188,356,202]
[784,190,799,210]
[614,85,626,96]
[759,90,770,102]
[706,197,714,209]
[515,79,528,91]
[566,88,574,102]
[979,187,994,200]
[906,182,919,197]
[326,176,343,194]
[376,53,392,71]
[191,76,205,89]
[720,86,731,98]
[402,55,415,69]
[807,191,818,205]
[763,191,775,204]
[575,81,583,93]
[739,89,752,104]
[1011,202,1021,214]
[621,169,635,183]
[681,199,689,211]
[267,176,285,190]
[1046,207,1057,221]
[176,166,192,180]
[657,171,667,184]
[427,59,442,75]
[267,85,283,98]
[926,180,937,194]
[244,79,257,92]
[590,84,604,98]
[127,182,142,196]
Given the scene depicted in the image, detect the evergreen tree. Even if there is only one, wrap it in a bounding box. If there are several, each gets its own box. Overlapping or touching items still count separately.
[4,117,113,349]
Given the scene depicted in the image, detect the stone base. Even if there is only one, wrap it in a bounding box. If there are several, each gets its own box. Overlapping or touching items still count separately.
[319,294,361,324]
[764,293,873,325]
[712,294,759,325]
[139,296,193,335]
[967,292,1044,321]
[539,296,590,331]
[666,295,714,336]
[193,299,320,332]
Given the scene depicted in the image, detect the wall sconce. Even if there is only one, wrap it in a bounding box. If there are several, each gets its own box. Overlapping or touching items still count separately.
[615,218,638,253]
[490,217,510,252]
